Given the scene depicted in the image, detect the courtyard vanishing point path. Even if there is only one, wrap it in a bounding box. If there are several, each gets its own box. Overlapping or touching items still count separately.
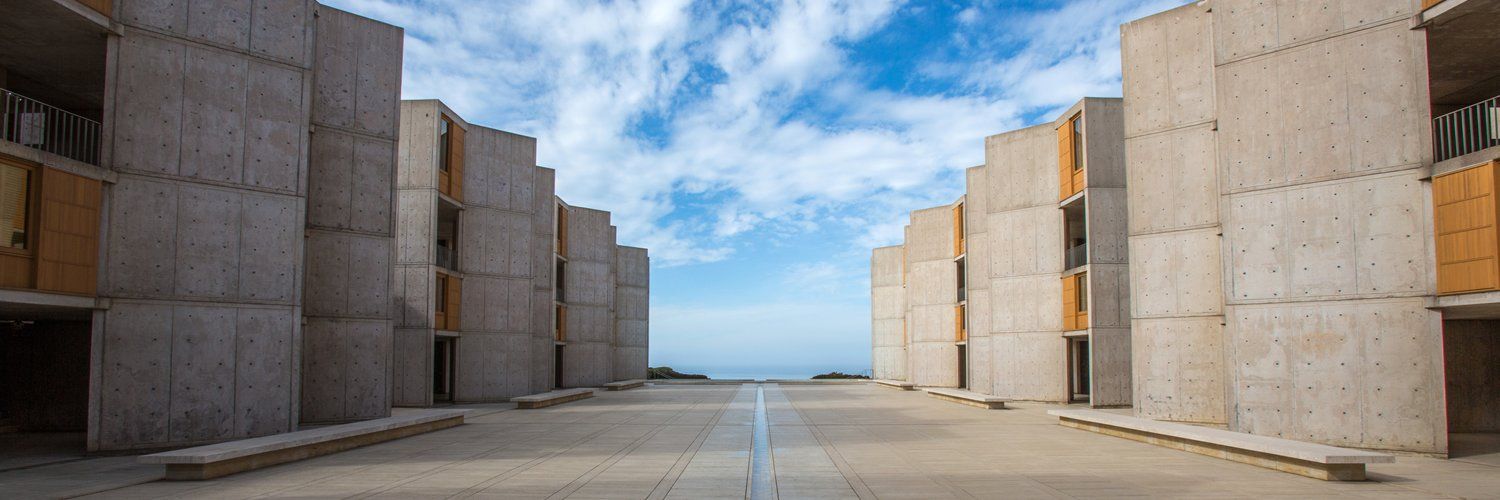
[8,383,1500,499]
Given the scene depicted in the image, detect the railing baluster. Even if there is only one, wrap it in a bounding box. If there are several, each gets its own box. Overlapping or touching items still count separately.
[0,87,102,166]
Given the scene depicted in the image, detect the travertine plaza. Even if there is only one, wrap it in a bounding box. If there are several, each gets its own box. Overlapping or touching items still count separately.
[876,0,1500,467]
[0,0,647,458]
[3,0,1500,498]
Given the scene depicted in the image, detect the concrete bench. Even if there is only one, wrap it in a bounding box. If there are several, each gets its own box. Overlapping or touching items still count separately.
[1048,409,1394,480]
[604,379,646,391]
[924,388,1007,409]
[140,409,466,480]
[874,379,916,391]
[513,388,595,409]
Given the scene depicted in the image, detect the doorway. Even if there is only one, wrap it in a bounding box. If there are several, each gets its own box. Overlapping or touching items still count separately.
[433,337,455,403]
[554,345,565,389]
[1069,338,1090,403]
[0,319,91,469]
[957,345,967,389]
[1444,319,1500,463]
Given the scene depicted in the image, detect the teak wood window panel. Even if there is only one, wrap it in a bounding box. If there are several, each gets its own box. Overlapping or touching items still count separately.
[435,271,462,331]
[0,161,100,294]
[1057,113,1085,200]
[556,204,569,256]
[1434,161,1500,294]
[952,203,965,256]
[76,0,111,17]
[437,115,464,202]
[954,304,967,342]
[1062,272,1089,331]
[555,304,567,341]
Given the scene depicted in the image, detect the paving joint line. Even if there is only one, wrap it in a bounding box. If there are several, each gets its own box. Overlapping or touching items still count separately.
[777,384,877,500]
[646,384,750,500]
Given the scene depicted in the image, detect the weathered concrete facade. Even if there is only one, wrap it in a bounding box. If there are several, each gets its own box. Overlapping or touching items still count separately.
[904,206,960,388]
[870,245,907,381]
[1121,0,1447,454]
[392,100,555,405]
[613,246,650,382]
[560,207,616,388]
[0,1,402,452]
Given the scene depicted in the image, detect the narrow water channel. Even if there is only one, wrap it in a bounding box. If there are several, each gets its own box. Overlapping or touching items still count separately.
[749,384,777,500]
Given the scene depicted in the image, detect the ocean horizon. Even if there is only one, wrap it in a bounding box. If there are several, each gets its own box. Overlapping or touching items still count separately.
[661,365,871,380]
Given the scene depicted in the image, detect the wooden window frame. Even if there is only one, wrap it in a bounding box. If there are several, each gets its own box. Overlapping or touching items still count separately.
[0,159,38,257]
[952,202,965,256]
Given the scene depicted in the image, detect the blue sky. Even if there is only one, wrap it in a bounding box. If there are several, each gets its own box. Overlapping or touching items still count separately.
[325,0,1188,377]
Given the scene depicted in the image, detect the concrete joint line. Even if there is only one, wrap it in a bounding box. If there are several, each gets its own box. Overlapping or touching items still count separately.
[646,385,747,500]
[1122,118,1217,141]
[1213,15,1414,68]
[778,385,878,500]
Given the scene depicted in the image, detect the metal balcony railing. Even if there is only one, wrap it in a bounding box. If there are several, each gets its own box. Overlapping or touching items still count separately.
[1065,244,1087,270]
[1,88,101,165]
[1433,95,1500,163]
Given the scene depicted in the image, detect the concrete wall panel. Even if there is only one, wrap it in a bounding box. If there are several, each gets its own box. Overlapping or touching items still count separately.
[1132,316,1227,423]
[238,193,298,302]
[1129,228,1224,318]
[1217,22,1427,193]
[989,275,1063,334]
[984,126,1056,212]
[1091,327,1132,407]
[986,206,1062,278]
[168,306,237,443]
[1121,3,1215,136]
[174,185,241,298]
[249,0,310,64]
[1085,188,1129,264]
[180,46,247,184]
[562,343,610,388]
[1225,171,1427,302]
[105,176,178,296]
[113,34,186,177]
[97,303,173,449]
[1228,299,1443,452]
[392,327,429,406]
[990,332,1067,401]
[1125,124,1219,234]
[234,307,293,437]
[1212,0,1413,64]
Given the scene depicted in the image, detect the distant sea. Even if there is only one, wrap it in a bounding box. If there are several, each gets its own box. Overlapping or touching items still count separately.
[666,366,870,380]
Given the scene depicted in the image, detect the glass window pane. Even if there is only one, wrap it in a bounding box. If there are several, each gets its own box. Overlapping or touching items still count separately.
[438,119,451,173]
[1,164,30,250]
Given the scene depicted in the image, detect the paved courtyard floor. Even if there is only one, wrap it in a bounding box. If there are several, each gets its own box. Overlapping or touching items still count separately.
[18,383,1500,499]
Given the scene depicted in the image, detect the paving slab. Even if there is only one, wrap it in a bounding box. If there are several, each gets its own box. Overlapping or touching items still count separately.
[0,384,1478,499]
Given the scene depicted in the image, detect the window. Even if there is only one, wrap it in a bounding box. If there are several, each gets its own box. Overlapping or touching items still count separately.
[555,258,566,302]
[1071,116,1084,172]
[435,273,448,313]
[436,201,459,271]
[438,118,451,173]
[1076,272,1088,313]
[955,257,966,302]
[1,164,31,250]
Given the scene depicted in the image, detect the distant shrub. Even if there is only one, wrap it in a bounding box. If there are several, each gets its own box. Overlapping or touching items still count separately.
[811,371,870,380]
[648,366,709,380]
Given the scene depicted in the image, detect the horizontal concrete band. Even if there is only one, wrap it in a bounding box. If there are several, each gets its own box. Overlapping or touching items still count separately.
[603,379,645,391]
[512,388,595,409]
[1048,410,1394,464]
[874,379,916,390]
[141,410,468,465]
[925,388,1007,409]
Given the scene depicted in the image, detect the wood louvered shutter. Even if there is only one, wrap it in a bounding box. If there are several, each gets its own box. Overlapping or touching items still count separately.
[448,121,465,202]
[1434,161,1500,294]
[36,168,101,295]
[1061,274,1077,331]
[952,203,965,256]
[446,274,462,330]
[1058,118,1074,200]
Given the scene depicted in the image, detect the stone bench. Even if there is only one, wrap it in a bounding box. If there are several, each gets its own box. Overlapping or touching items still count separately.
[924,388,1007,409]
[140,409,466,480]
[604,379,646,391]
[874,379,916,391]
[512,388,595,409]
[1048,409,1394,481]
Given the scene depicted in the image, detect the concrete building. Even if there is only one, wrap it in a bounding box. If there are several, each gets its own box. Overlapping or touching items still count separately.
[1118,0,1500,455]
[870,245,907,381]
[871,98,1132,407]
[968,99,1132,406]
[392,100,650,405]
[0,0,402,452]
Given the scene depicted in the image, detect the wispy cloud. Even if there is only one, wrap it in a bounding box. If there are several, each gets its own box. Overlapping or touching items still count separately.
[322,0,1187,370]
